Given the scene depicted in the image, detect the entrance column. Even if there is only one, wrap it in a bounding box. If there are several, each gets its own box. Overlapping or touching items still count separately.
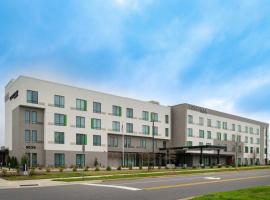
[200,147,203,166]
[217,149,220,165]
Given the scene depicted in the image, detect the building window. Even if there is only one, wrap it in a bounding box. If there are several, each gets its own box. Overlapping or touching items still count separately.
[32,153,37,167]
[232,134,236,142]
[217,121,221,129]
[245,146,249,153]
[256,128,259,135]
[165,115,169,124]
[25,111,30,124]
[76,99,87,111]
[207,119,211,127]
[32,111,37,124]
[27,90,38,104]
[124,137,131,148]
[238,125,241,132]
[223,122,227,130]
[250,147,253,153]
[54,95,65,108]
[142,111,149,121]
[91,118,101,130]
[165,128,169,137]
[237,135,241,142]
[207,131,211,139]
[76,133,87,145]
[245,126,248,133]
[25,130,31,143]
[126,123,133,133]
[187,128,193,137]
[31,130,37,143]
[199,117,204,126]
[93,102,101,113]
[112,121,120,132]
[186,141,192,146]
[232,124,235,131]
[199,130,204,138]
[76,154,85,167]
[217,132,222,141]
[256,147,260,154]
[140,139,147,148]
[249,127,253,134]
[256,138,260,144]
[238,146,242,153]
[250,137,253,144]
[188,115,193,124]
[223,133,227,141]
[93,135,101,146]
[54,153,65,167]
[199,142,203,146]
[126,108,133,118]
[54,132,64,144]
[112,105,122,116]
[142,125,150,135]
[54,113,66,126]
[76,116,85,128]
[109,136,118,147]
[153,126,158,136]
[151,112,158,122]
[245,136,248,143]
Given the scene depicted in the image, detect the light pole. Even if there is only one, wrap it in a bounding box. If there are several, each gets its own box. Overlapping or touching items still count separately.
[122,122,124,167]
[235,134,239,168]
[152,120,155,169]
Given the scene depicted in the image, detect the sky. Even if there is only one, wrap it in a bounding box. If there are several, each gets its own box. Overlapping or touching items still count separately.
[0,0,270,146]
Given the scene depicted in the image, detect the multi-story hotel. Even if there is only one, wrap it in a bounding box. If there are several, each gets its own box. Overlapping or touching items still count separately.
[4,76,269,168]
[5,76,171,167]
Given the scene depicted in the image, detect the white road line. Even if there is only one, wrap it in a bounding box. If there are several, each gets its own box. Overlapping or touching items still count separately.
[204,177,221,180]
[85,183,142,191]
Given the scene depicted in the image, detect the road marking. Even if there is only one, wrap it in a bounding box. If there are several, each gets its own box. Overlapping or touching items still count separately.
[144,174,270,190]
[85,183,142,191]
[204,177,221,180]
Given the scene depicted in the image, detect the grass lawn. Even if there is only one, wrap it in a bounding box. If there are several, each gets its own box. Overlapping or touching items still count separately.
[192,185,270,200]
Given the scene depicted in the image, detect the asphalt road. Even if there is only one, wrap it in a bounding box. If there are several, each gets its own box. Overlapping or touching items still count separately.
[1,169,270,200]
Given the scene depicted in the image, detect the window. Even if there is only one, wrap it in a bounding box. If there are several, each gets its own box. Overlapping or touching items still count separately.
[32,111,37,124]
[93,135,101,146]
[199,142,203,146]
[223,122,227,130]
[207,119,211,127]
[245,136,248,143]
[199,117,204,126]
[112,121,120,132]
[126,108,133,118]
[25,130,31,143]
[76,134,87,145]
[237,125,241,132]
[124,137,131,148]
[188,128,193,137]
[245,126,248,133]
[54,114,66,126]
[165,115,169,124]
[54,153,65,167]
[76,99,87,111]
[27,90,38,104]
[223,133,227,141]
[140,139,147,148]
[91,118,101,130]
[245,146,249,153]
[250,137,253,144]
[256,128,259,135]
[25,111,30,124]
[188,115,193,124]
[142,111,149,121]
[217,121,221,129]
[153,126,158,136]
[109,136,118,147]
[256,147,260,154]
[186,141,192,146]
[32,130,37,143]
[142,125,150,135]
[207,131,211,139]
[249,127,253,134]
[93,102,101,113]
[199,130,204,138]
[76,154,85,167]
[76,116,85,128]
[250,147,254,154]
[256,138,260,144]
[232,124,235,131]
[232,134,236,142]
[54,132,64,144]
[54,95,64,108]
[165,128,169,137]
[237,135,241,142]
[217,132,222,141]
[126,123,133,133]
[238,146,242,153]
[112,105,122,116]
[151,112,158,122]
[32,153,37,167]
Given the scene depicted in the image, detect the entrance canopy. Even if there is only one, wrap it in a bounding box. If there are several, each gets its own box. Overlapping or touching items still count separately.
[160,145,227,151]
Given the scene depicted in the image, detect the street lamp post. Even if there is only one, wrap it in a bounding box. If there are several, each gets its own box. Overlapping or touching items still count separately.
[152,120,155,169]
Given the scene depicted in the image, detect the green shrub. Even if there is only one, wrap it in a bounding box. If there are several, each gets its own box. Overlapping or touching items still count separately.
[72,166,77,172]
[129,165,133,170]
[95,167,100,171]
[117,166,121,170]
[94,158,99,167]
[106,166,112,171]
[46,167,51,172]
[158,165,161,169]
[84,166,89,171]
[192,166,197,169]
[139,165,142,170]
[59,167,64,172]
[29,168,35,176]
[1,169,8,177]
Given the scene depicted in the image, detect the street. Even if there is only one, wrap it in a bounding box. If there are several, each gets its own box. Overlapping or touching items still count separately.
[0,169,270,200]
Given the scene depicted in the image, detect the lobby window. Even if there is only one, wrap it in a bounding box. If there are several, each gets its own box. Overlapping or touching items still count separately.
[142,111,149,121]
[124,137,131,148]
[217,121,221,129]
[165,128,169,137]
[32,153,37,167]
[76,133,87,145]
[54,153,65,167]
[76,99,87,111]
[140,139,147,148]
[54,95,65,108]
[232,124,235,131]
[91,118,101,130]
[207,119,211,127]
[250,137,253,144]
[223,133,227,141]
[188,115,193,124]
[245,146,249,153]
[109,136,118,147]
[238,125,241,132]
[126,123,133,133]
[186,141,193,146]
[153,126,158,136]
[165,115,169,124]
[54,113,66,126]
[76,154,85,167]
[76,116,85,128]
[32,111,37,124]
[31,130,37,143]
[199,117,204,126]
[25,110,30,124]
[217,132,222,141]
[222,122,227,130]
[112,121,120,132]
[207,131,211,139]
[188,128,193,137]
[93,102,101,113]
[112,105,122,116]
[54,132,64,144]
[199,130,204,138]
[27,90,38,104]
[93,135,101,146]
[142,125,150,135]
[126,108,134,118]
[151,112,158,122]
[25,130,31,143]
[245,136,248,143]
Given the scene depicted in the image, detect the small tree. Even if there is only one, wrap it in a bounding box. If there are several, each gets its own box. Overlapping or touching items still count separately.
[94,158,99,167]
[21,155,28,168]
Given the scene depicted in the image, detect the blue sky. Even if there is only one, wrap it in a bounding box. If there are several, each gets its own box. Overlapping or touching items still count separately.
[0,0,270,145]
